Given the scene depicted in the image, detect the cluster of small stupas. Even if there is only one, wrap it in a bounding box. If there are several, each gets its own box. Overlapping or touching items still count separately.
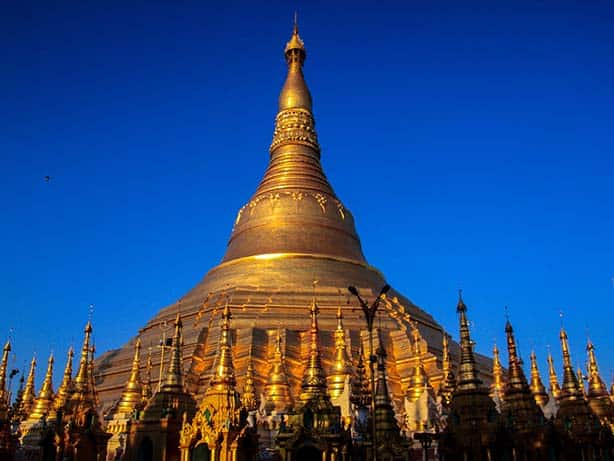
[3,20,614,461]
[0,321,110,461]
[2,291,614,461]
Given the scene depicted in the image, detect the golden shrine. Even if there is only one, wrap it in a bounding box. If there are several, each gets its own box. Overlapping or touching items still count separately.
[1,20,613,461]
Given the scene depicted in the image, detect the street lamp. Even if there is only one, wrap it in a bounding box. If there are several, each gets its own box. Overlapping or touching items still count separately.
[348,284,390,461]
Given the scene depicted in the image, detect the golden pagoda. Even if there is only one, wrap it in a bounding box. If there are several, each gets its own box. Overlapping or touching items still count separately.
[437,333,455,407]
[94,20,492,419]
[529,350,549,408]
[585,340,613,427]
[49,346,73,422]
[27,352,55,421]
[547,349,562,401]
[489,343,505,409]
[16,356,36,420]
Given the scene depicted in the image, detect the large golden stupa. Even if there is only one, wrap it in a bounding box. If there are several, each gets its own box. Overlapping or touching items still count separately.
[95,24,491,413]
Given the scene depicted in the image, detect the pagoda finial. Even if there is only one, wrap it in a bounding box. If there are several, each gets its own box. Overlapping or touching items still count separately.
[299,291,328,402]
[351,341,371,407]
[455,292,481,391]
[529,350,549,407]
[20,355,37,417]
[74,321,92,393]
[164,313,184,389]
[490,342,505,399]
[374,333,401,439]
[211,301,236,387]
[241,348,258,411]
[29,352,55,420]
[49,345,73,420]
[546,348,562,401]
[504,317,530,392]
[439,333,456,406]
[0,340,11,407]
[586,340,609,398]
[406,322,430,403]
[269,17,319,154]
[559,327,582,400]
[264,329,293,412]
[329,300,352,399]
[116,336,143,416]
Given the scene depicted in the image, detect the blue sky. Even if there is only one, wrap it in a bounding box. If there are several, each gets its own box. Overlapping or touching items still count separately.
[2,1,613,390]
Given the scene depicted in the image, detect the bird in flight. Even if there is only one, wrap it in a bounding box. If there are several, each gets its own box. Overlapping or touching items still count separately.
[44,175,51,184]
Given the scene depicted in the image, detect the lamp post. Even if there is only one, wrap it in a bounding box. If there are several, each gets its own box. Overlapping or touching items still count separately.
[348,284,390,461]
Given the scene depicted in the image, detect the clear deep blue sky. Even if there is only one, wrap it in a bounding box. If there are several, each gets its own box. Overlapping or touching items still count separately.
[2,1,613,390]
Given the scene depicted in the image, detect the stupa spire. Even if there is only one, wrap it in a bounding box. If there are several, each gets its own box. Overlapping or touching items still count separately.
[29,352,55,420]
[490,343,505,400]
[559,327,581,400]
[299,290,329,402]
[0,340,10,407]
[455,291,481,391]
[73,321,92,394]
[504,319,530,392]
[586,340,608,397]
[20,356,37,416]
[116,336,143,415]
[210,302,236,387]
[350,342,370,408]
[164,313,184,390]
[241,349,258,411]
[49,346,73,420]
[406,322,431,402]
[264,329,293,412]
[546,350,561,401]
[438,333,455,406]
[374,333,400,440]
[529,350,549,408]
[329,304,352,399]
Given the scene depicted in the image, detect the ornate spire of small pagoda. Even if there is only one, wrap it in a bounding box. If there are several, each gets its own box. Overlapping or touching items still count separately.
[406,322,431,403]
[585,339,613,421]
[374,333,401,440]
[329,304,352,399]
[490,343,505,401]
[241,349,258,412]
[547,349,561,401]
[49,345,73,420]
[264,329,293,412]
[164,313,184,390]
[577,365,586,396]
[210,302,236,388]
[116,336,143,416]
[504,319,530,393]
[299,289,329,403]
[28,352,55,420]
[438,333,456,406]
[19,356,37,417]
[350,342,370,408]
[0,340,10,407]
[455,291,481,391]
[529,350,549,408]
[73,321,92,395]
[559,326,582,400]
